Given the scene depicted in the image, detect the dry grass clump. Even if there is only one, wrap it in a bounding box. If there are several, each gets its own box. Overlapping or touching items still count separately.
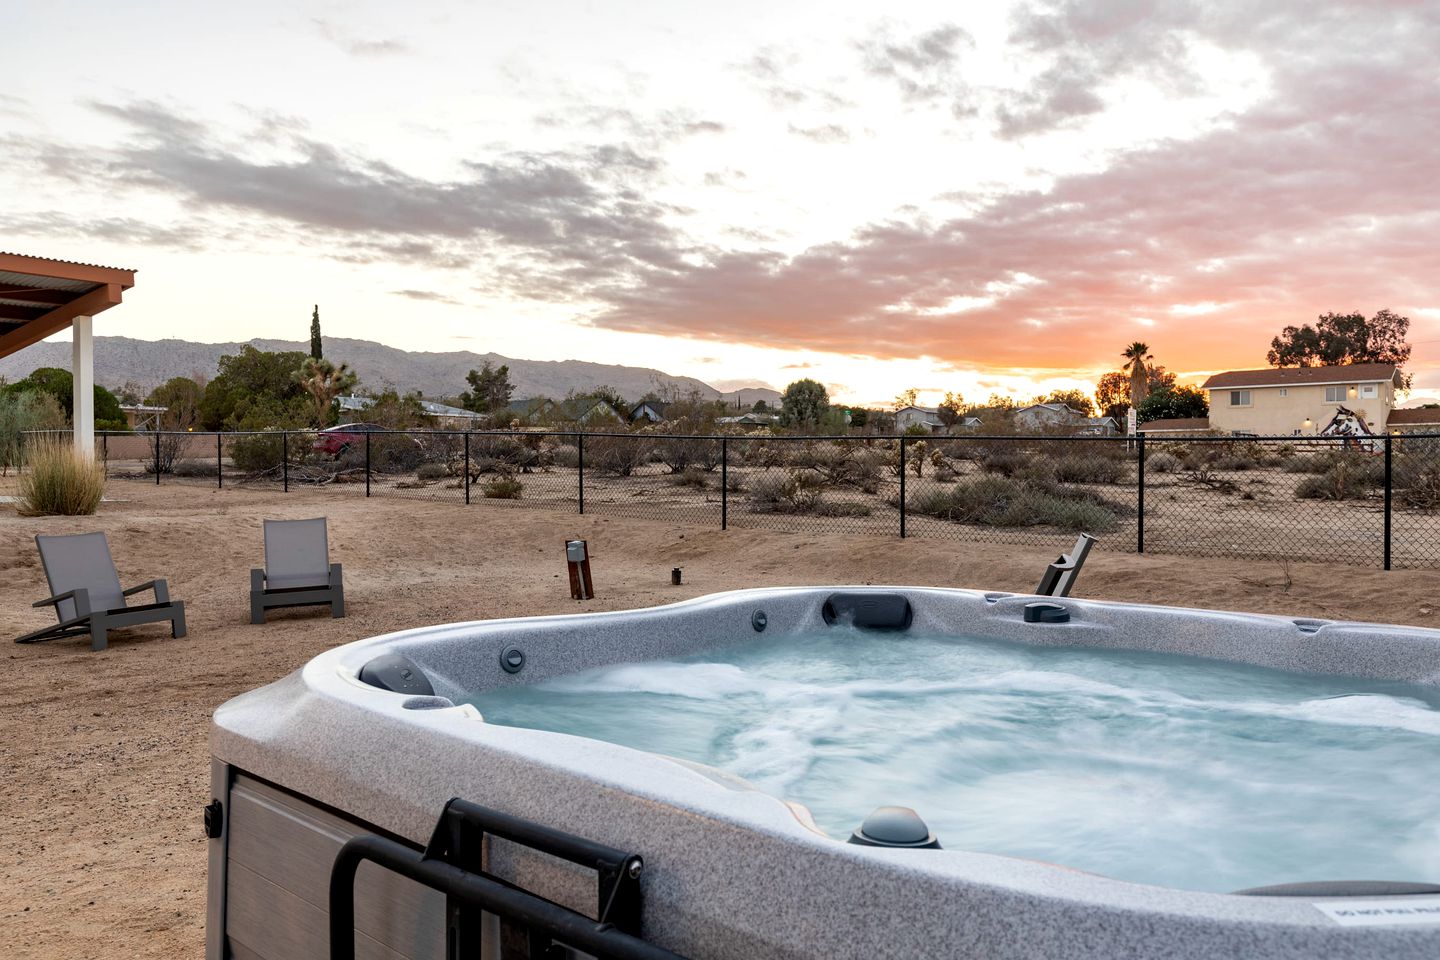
[18,442,105,516]
[1293,458,1382,500]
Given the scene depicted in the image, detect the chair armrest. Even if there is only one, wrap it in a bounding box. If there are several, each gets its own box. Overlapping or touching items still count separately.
[329,563,343,588]
[33,588,80,608]
[34,587,92,617]
[251,568,265,592]
[124,579,170,604]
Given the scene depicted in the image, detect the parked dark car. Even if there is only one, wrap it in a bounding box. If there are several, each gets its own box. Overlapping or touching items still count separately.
[312,423,384,457]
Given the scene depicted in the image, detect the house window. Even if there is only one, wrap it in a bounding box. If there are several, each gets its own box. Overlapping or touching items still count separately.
[1360,384,1377,399]
[1229,390,1251,406]
[1325,385,1348,402]
[1278,388,1288,397]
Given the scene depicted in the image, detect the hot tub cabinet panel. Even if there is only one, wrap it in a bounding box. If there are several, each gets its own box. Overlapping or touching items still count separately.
[207,587,1440,960]
[210,768,446,960]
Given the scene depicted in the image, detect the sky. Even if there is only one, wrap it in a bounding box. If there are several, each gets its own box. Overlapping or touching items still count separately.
[5,0,1440,408]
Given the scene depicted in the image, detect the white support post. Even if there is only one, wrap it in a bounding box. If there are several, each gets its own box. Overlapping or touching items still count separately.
[72,315,95,459]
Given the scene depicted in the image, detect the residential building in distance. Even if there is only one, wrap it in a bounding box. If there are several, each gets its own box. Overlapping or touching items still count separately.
[1013,403,1119,436]
[1201,363,1402,435]
[894,405,946,433]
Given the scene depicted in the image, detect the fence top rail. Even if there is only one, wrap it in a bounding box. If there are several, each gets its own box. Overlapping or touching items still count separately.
[75,428,1440,443]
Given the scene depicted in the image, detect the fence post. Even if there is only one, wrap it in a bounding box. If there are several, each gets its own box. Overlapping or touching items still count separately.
[1383,433,1393,571]
[899,436,907,539]
[1136,432,1145,554]
[102,433,107,474]
[721,436,728,531]
[155,430,162,485]
[464,432,471,505]
[577,432,585,515]
[282,431,289,492]
[217,433,223,490]
[365,433,371,498]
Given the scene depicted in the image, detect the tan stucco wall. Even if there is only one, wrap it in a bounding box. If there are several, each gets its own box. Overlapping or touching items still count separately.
[1208,380,1394,434]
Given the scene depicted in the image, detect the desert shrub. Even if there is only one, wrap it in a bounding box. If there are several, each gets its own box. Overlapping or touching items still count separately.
[371,434,426,473]
[1294,458,1382,500]
[416,462,448,482]
[552,444,580,469]
[230,432,286,473]
[669,466,709,488]
[586,433,650,476]
[748,470,824,513]
[17,442,105,516]
[815,500,871,517]
[724,473,746,492]
[172,458,219,478]
[1051,454,1128,484]
[1400,467,1440,511]
[482,476,523,499]
[1281,454,1324,473]
[1147,451,1180,473]
[906,475,1117,533]
[807,443,883,492]
[980,449,1027,476]
[654,434,721,473]
[1212,455,1258,471]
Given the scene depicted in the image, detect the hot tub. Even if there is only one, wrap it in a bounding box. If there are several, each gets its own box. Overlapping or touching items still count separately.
[206,588,1440,959]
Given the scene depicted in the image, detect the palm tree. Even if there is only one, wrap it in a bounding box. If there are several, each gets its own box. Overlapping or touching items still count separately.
[1121,342,1153,409]
[295,357,359,427]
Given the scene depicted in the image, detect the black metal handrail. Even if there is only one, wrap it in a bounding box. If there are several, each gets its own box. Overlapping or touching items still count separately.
[329,799,686,960]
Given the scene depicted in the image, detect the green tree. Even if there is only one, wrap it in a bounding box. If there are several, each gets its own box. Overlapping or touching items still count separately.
[1121,342,1153,409]
[751,399,771,414]
[145,376,204,430]
[460,362,515,413]
[588,385,628,414]
[894,387,920,410]
[936,391,965,427]
[199,345,310,429]
[295,357,359,427]
[309,305,323,360]
[3,367,126,429]
[1267,309,1412,388]
[1033,388,1095,416]
[778,378,830,428]
[0,390,67,474]
[1096,366,1176,422]
[848,407,869,428]
[1137,384,1209,424]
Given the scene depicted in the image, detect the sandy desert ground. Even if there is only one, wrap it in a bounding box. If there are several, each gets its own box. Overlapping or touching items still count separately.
[3,479,1439,959]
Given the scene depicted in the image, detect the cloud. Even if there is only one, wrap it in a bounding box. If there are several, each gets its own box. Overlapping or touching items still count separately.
[858,22,976,118]
[312,19,411,57]
[587,2,1440,372]
[16,100,692,299]
[391,289,460,304]
[788,123,851,144]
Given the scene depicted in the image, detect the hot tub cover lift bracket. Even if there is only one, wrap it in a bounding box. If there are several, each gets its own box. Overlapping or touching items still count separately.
[329,797,686,960]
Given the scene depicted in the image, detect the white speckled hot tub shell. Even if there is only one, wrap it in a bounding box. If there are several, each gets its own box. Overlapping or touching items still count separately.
[210,587,1440,959]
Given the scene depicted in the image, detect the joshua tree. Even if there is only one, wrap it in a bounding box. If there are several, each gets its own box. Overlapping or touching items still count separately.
[295,357,358,426]
[1121,342,1154,408]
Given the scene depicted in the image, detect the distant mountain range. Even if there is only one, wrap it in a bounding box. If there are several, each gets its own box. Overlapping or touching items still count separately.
[0,336,782,409]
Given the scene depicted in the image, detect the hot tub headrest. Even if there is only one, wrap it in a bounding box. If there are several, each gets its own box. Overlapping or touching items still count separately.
[822,593,913,631]
[358,653,436,696]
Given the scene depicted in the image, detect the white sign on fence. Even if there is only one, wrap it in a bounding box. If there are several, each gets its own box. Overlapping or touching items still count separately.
[1127,408,1137,435]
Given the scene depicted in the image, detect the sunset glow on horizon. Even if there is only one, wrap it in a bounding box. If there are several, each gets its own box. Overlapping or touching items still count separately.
[6,1,1440,408]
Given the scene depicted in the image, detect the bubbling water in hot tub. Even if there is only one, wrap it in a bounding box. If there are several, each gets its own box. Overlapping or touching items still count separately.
[469,630,1440,893]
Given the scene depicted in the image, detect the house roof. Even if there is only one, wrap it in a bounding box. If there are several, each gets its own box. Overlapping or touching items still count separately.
[1387,407,1440,425]
[1016,403,1085,417]
[506,397,553,415]
[558,396,619,419]
[1201,364,1399,389]
[1140,417,1211,432]
[895,405,938,415]
[630,400,668,416]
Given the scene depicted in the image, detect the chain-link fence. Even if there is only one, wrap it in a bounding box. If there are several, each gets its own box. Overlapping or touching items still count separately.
[32,429,1440,569]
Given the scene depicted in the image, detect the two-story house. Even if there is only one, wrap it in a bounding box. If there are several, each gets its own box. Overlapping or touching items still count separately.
[1201,363,1402,435]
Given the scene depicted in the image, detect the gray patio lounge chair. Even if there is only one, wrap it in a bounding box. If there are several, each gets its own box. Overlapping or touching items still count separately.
[250,518,344,624]
[17,532,187,651]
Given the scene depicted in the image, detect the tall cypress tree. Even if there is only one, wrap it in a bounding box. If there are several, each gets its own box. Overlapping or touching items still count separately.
[309,305,323,360]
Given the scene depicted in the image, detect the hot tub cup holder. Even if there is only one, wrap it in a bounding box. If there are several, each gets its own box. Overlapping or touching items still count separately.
[402,695,456,711]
